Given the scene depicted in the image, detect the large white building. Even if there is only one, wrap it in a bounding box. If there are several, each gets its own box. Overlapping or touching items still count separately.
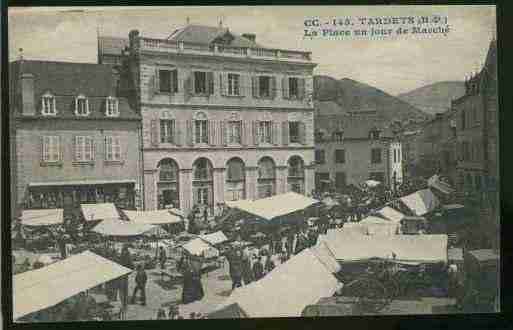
[99,24,317,213]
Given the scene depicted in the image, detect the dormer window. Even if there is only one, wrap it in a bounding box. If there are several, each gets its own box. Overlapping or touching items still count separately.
[105,96,119,117]
[75,95,89,117]
[41,93,56,116]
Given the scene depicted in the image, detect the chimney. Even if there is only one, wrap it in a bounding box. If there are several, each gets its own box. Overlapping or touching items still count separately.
[20,73,35,116]
[242,33,256,43]
[129,29,140,54]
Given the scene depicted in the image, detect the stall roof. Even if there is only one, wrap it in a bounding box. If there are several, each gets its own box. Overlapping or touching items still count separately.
[182,238,217,256]
[364,180,381,188]
[208,303,249,319]
[20,209,64,226]
[400,189,440,216]
[360,216,397,225]
[375,206,405,223]
[428,175,455,194]
[81,203,120,221]
[225,192,319,221]
[199,231,228,245]
[123,209,183,225]
[323,231,448,263]
[467,249,499,262]
[91,219,157,237]
[448,248,464,262]
[13,250,132,320]
[442,204,465,210]
[218,248,340,318]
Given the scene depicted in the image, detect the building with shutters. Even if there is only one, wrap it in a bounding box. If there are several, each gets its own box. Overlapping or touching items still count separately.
[98,24,317,212]
[9,60,143,216]
[452,39,498,197]
[314,114,403,191]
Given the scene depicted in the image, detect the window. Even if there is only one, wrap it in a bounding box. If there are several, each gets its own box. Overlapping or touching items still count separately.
[315,149,326,164]
[194,158,212,181]
[289,121,300,143]
[333,131,344,142]
[194,71,207,94]
[106,97,119,117]
[369,129,381,139]
[194,113,209,144]
[258,157,276,198]
[394,149,397,163]
[159,159,178,182]
[42,136,61,163]
[259,121,272,144]
[335,149,345,164]
[193,158,214,207]
[314,130,324,143]
[226,158,246,201]
[228,120,242,144]
[288,156,305,178]
[157,158,179,209]
[41,93,56,115]
[289,77,299,98]
[74,136,94,162]
[228,73,240,96]
[371,148,382,164]
[105,136,121,161]
[160,119,175,144]
[75,95,89,116]
[259,76,271,98]
[159,69,178,93]
[335,172,346,189]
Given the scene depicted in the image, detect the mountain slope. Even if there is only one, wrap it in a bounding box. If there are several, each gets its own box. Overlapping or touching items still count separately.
[314,75,429,123]
[397,81,465,115]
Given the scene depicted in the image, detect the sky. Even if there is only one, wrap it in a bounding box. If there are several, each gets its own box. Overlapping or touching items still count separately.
[8,5,496,95]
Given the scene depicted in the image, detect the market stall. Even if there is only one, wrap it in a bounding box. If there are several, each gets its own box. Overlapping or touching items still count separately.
[374,206,405,223]
[81,203,121,223]
[215,248,341,318]
[399,189,440,217]
[13,250,132,321]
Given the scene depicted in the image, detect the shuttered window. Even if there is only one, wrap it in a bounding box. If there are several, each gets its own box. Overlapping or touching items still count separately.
[160,119,175,144]
[228,121,242,144]
[259,121,272,144]
[74,136,95,162]
[195,120,209,144]
[42,136,61,162]
[105,136,121,161]
[228,73,240,96]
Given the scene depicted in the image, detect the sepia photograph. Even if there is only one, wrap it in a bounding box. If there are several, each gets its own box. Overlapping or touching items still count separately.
[7,5,499,322]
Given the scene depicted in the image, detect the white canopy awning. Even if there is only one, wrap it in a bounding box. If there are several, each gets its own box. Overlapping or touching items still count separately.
[225,192,319,221]
[181,238,219,258]
[13,251,132,320]
[91,219,157,237]
[29,179,135,187]
[322,231,448,263]
[375,206,406,223]
[400,189,440,216]
[81,203,120,222]
[123,209,183,225]
[199,231,228,245]
[364,180,381,188]
[428,175,455,194]
[20,209,64,226]
[218,248,340,318]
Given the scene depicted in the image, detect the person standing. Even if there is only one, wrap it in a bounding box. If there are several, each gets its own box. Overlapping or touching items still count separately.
[252,256,264,281]
[241,252,254,285]
[228,249,243,290]
[264,255,275,274]
[131,264,148,306]
[118,244,134,315]
[159,246,167,270]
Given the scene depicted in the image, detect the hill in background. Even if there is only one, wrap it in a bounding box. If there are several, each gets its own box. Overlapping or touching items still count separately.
[397,81,466,115]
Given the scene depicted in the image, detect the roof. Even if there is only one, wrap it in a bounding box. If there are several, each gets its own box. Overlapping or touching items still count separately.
[208,303,249,319]
[13,250,132,320]
[375,206,405,223]
[399,189,440,216]
[98,36,129,56]
[218,248,340,318]
[168,24,263,48]
[10,60,139,120]
[467,249,499,262]
[225,192,319,221]
[448,248,464,262]
[182,238,219,257]
[123,209,183,225]
[20,209,64,226]
[29,179,136,187]
[199,231,228,245]
[315,114,394,140]
[322,231,448,263]
[81,203,120,222]
[341,220,399,236]
[91,219,157,237]
[428,175,455,194]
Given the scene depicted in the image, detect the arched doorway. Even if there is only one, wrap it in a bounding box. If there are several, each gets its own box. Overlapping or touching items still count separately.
[257,157,276,198]
[192,157,214,208]
[287,156,305,194]
[157,158,180,209]
[226,157,246,201]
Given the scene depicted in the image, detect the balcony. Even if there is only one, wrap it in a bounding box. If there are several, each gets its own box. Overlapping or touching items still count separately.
[139,37,312,63]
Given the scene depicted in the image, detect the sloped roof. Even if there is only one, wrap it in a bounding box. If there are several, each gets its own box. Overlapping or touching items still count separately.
[81,203,120,222]
[10,60,139,120]
[315,114,394,139]
[399,189,440,216]
[91,219,157,237]
[168,24,262,48]
[199,231,228,245]
[13,251,132,320]
[375,206,406,223]
[123,209,183,225]
[20,209,64,226]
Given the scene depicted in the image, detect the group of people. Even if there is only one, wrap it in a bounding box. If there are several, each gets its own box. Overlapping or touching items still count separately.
[225,248,276,290]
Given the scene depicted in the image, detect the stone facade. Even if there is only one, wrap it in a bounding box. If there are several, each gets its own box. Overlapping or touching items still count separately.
[109,25,317,212]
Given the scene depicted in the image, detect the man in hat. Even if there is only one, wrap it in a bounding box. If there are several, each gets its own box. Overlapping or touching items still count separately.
[159,246,167,270]
[252,256,264,281]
